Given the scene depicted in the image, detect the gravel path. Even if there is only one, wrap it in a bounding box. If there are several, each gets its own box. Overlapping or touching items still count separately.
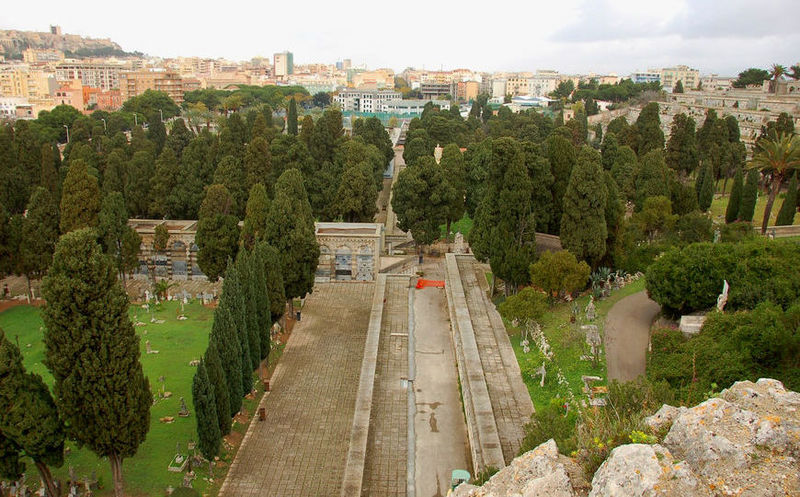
[604,291,660,382]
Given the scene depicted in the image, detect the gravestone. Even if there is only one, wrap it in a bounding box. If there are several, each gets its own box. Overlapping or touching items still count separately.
[585,297,597,321]
[178,397,190,417]
[536,362,547,387]
[679,315,706,337]
[453,232,466,254]
[582,324,602,360]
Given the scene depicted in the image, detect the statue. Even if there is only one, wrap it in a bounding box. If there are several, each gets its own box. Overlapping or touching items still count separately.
[585,296,597,322]
[536,362,547,387]
[713,228,721,243]
[716,279,729,312]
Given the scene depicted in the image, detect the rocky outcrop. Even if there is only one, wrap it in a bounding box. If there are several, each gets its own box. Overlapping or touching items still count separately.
[452,379,800,497]
[0,29,125,58]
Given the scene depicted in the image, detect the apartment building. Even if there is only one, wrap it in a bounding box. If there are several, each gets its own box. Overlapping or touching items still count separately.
[660,65,699,91]
[274,51,294,78]
[456,81,479,103]
[352,68,394,88]
[22,48,64,63]
[335,89,401,113]
[120,70,194,104]
[630,70,661,84]
[0,65,55,99]
[55,61,122,90]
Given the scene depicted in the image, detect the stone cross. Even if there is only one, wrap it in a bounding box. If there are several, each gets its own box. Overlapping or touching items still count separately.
[582,325,602,359]
[536,362,547,387]
[145,340,152,354]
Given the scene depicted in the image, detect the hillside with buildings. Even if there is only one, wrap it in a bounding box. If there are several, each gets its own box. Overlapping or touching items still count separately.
[0,26,132,59]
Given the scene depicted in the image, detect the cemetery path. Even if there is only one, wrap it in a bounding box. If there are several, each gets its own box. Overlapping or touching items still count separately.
[604,291,660,382]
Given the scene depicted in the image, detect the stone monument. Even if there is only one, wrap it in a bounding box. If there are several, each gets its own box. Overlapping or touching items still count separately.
[716,279,729,312]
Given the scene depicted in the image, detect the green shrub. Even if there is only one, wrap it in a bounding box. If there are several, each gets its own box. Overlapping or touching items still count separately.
[471,466,499,485]
[674,211,712,243]
[646,239,800,315]
[499,288,549,325]
[518,398,578,456]
[720,221,755,242]
[529,250,591,300]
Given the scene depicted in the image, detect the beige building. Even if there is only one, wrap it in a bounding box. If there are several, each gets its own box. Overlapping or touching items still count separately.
[0,65,54,99]
[22,48,64,63]
[352,68,395,88]
[120,70,191,104]
[273,51,293,78]
[55,61,122,90]
[315,223,383,282]
[660,65,699,91]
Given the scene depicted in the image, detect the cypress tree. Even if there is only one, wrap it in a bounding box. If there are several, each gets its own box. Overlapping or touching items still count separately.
[523,142,555,235]
[97,192,141,286]
[244,137,271,192]
[209,304,243,416]
[196,185,240,281]
[739,168,759,222]
[264,169,319,302]
[635,102,665,156]
[440,144,466,234]
[0,433,24,481]
[600,132,619,171]
[251,243,272,361]
[775,172,798,226]
[213,156,248,218]
[673,80,684,93]
[241,183,271,249]
[102,149,127,195]
[203,341,231,435]
[41,229,151,497]
[725,167,744,223]
[334,161,378,222]
[610,145,638,202]
[40,142,60,197]
[546,134,577,234]
[634,149,670,211]
[287,98,298,135]
[251,112,270,142]
[59,159,101,233]
[560,146,608,267]
[20,187,59,299]
[470,138,536,292]
[665,113,698,176]
[219,260,254,394]
[236,249,261,371]
[149,147,180,218]
[192,360,221,475]
[0,329,65,497]
[698,163,715,211]
[125,150,156,217]
[299,115,314,147]
[256,242,286,325]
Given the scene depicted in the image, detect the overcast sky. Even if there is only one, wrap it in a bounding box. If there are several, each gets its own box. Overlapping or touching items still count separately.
[2,0,798,76]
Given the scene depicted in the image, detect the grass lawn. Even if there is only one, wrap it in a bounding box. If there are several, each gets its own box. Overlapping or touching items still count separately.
[0,300,281,496]
[709,190,797,227]
[501,279,646,412]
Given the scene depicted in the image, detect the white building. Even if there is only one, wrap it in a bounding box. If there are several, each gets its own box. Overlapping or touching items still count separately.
[527,74,560,97]
[335,89,401,113]
[381,99,450,115]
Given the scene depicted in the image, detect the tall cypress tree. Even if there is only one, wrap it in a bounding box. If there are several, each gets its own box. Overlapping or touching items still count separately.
[634,149,670,211]
[775,172,798,226]
[196,185,240,281]
[610,145,638,202]
[264,169,319,303]
[256,242,286,325]
[546,134,577,234]
[725,167,744,223]
[241,183,271,249]
[219,260,254,394]
[236,249,261,371]
[209,304,243,417]
[125,150,156,217]
[287,98,298,135]
[59,159,101,233]
[635,102,665,156]
[739,168,760,222]
[560,146,608,267]
[251,243,272,361]
[244,137,271,192]
[41,229,151,497]
[20,187,59,299]
[40,142,60,198]
[149,147,180,218]
[192,360,221,475]
[523,142,555,235]
[203,341,231,435]
[299,115,315,147]
[665,113,698,176]
[698,163,715,212]
[97,192,141,287]
[600,132,619,171]
[0,433,24,482]
[0,329,65,497]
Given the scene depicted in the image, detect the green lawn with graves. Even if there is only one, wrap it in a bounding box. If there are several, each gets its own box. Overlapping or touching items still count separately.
[0,300,269,496]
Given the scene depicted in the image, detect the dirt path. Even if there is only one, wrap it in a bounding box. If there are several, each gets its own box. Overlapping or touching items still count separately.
[604,291,660,382]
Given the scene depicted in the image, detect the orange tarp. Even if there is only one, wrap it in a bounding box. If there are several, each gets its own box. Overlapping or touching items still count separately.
[416,279,445,289]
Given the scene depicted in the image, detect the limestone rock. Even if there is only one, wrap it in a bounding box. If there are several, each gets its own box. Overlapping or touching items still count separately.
[643,404,685,433]
[451,439,578,497]
[589,444,709,497]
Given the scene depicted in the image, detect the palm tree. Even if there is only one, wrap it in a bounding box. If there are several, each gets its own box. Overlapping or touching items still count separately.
[749,133,800,233]
[769,64,787,93]
[789,64,800,81]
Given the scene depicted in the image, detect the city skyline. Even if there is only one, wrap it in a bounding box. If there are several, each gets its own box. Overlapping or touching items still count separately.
[2,0,798,76]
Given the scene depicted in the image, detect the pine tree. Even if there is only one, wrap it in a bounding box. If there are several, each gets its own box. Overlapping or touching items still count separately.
[192,360,221,475]
[739,168,759,222]
[209,304,244,417]
[20,187,59,299]
[725,167,744,223]
[150,147,180,218]
[241,183,271,249]
[264,169,319,302]
[470,138,536,291]
[698,163,715,212]
[634,149,670,211]
[560,146,608,267]
[196,185,240,281]
[41,229,151,497]
[287,98,298,135]
[203,341,231,435]
[0,329,65,497]
[775,172,798,225]
[59,159,100,233]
